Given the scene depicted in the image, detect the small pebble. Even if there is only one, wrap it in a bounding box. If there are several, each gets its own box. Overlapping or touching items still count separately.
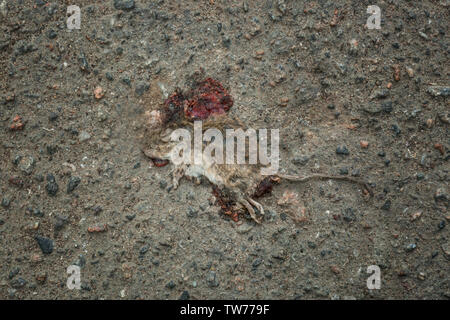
[78,131,91,142]
[35,236,54,254]
[45,174,59,196]
[67,176,81,193]
[336,146,349,155]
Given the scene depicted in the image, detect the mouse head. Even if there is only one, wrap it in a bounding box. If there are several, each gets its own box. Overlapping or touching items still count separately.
[142,78,234,167]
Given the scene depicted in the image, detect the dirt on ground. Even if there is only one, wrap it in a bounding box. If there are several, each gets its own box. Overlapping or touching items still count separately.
[0,0,449,300]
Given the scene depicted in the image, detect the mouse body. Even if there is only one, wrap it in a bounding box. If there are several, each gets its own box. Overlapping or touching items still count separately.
[140,77,372,223]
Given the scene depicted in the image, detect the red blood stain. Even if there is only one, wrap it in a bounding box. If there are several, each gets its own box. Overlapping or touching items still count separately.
[184,78,233,120]
[151,158,169,167]
[253,176,279,198]
[212,186,239,222]
[162,78,233,123]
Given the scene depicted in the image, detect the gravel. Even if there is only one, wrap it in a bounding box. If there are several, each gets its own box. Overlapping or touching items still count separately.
[67,176,81,193]
[35,236,54,254]
[45,174,59,196]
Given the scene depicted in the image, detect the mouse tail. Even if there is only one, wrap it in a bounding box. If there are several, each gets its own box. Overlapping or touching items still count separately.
[277,174,373,197]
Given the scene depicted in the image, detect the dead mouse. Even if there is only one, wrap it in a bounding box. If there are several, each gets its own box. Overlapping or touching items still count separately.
[140,77,372,224]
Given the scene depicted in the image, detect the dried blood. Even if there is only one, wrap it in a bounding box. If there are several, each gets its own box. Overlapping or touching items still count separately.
[253,176,278,198]
[162,90,185,125]
[151,158,169,167]
[184,78,233,120]
[162,78,233,123]
[212,186,239,222]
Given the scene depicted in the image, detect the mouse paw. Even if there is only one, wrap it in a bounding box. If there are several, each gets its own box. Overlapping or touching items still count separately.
[239,197,264,224]
[171,166,186,189]
[239,199,261,224]
[247,197,265,216]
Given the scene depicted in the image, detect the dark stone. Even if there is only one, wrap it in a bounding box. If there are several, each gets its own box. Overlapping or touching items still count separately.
[343,208,356,222]
[121,77,131,86]
[33,208,44,217]
[434,188,447,201]
[222,36,231,48]
[47,30,57,39]
[391,124,401,136]
[381,101,393,113]
[67,176,81,193]
[78,52,91,73]
[292,156,310,166]
[74,254,86,268]
[159,180,167,189]
[351,169,360,177]
[139,245,149,255]
[8,267,20,279]
[47,145,58,155]
[135,82,149,97]
[81,283,91,291]
[1,198,11,208]
[93,206,103,215]
[336,146,349,155]
[14,40,36,56]
[187,207,198,218]
[307,241,316,249]
[46,174,59,196]
[10,278,27,289]
[152,258,160,266]
[372,89,389,99]
[126,214,136,221]
[179,290,190,300]
[114,0,135,11]
[206,271,219,287]
[381,200,391,211]
[166,280,176,289]
[35,236,54,254]
[48,112,58,121]
[54,215,68,232]
[252,258,262,268]
[106,72,114,81]
[427,86,450,97]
